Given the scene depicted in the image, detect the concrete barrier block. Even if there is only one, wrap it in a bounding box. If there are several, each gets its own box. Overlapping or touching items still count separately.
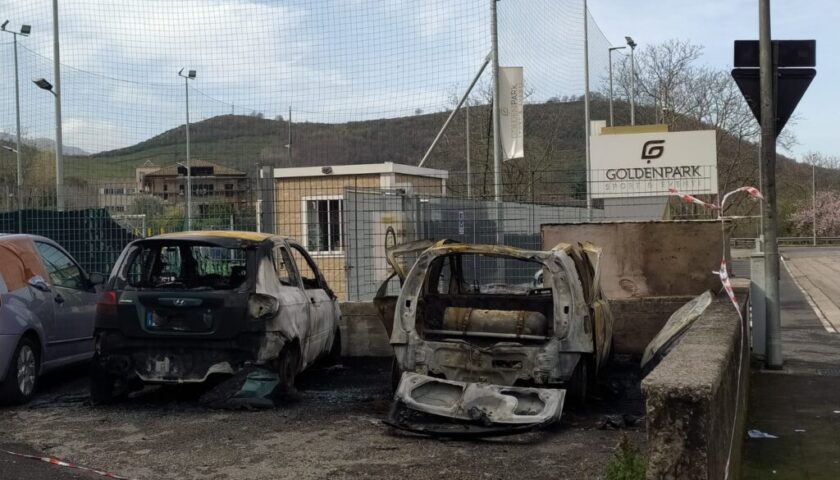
[339,302,393,357]
[641,295,748,479]
[611,296,696,357]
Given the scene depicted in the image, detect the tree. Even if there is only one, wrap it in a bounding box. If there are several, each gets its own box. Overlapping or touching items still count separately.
[791,191,840,237]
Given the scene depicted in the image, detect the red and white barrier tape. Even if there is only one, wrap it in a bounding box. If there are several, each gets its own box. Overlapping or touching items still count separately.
[668,185,764,318]
[0,449,135,480]
[713,259,742,320]
[668,187,719,209]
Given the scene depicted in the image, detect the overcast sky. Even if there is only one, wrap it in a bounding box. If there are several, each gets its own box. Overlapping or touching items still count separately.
[590,0,839,159]
[0,0,834,160]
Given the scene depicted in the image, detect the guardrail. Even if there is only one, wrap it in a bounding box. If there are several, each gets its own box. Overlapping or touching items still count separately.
[731,237,840,249]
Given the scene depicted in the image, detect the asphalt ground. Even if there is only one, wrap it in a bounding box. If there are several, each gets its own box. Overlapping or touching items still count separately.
[741,247,840,479]
[0,357,645,480]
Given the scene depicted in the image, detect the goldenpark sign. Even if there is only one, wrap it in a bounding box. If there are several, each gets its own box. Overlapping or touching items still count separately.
[590,130,718,199]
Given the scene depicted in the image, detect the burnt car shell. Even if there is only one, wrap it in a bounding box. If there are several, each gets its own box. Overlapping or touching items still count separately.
[91,231,339,401]
[383,241,613,434]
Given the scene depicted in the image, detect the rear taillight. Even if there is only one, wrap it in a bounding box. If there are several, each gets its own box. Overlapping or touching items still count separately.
[96,290,118,317]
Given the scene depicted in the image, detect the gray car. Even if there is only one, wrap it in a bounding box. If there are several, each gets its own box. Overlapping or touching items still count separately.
[0,234,103,404]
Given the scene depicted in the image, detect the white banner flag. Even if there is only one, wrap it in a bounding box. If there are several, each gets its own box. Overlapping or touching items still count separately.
[499,66,524,160]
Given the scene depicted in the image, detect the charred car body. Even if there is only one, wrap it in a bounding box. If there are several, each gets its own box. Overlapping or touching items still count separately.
[90,231,340,403]
[379,241,613,434]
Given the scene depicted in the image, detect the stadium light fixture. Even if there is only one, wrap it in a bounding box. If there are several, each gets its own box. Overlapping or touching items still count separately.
[178,68,197,229]
[4,20,32,229]
[608,46,626,127]
[625,36,638,125]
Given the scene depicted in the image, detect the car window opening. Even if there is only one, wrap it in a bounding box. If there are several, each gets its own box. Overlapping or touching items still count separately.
[417,253,554,344]
[118,243,248,290]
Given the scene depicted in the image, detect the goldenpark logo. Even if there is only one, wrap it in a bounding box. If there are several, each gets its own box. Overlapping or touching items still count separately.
[641,140,665,163]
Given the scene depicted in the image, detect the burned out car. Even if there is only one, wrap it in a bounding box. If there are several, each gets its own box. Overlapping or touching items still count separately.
[380,241,613,434]
[90,231,340,404]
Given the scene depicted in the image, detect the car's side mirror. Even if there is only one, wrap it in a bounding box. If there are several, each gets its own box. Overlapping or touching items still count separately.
[28,275,51,293]
[88,273,106,286]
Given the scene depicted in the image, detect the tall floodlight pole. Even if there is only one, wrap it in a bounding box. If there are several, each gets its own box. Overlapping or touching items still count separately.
[608,46,626,127]
[583,0,592,220]
[626,36,637,125]
[50,1,65,210]
[2,21,30,228]
[490,0,502,203]
[466,99,471,198]
[178,68,196,230]
[33,78,64,211]
[759,0,781,369]
[288,106,292,167]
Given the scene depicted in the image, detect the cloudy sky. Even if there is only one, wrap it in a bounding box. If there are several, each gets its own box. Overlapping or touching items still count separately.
[591,0,839,159]
[0,0,834,160]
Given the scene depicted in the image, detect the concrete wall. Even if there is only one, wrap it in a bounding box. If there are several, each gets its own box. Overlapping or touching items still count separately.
[610,296,696,357]
[338,302,393,357]
[642,290,749,480]
[541,221,728,299]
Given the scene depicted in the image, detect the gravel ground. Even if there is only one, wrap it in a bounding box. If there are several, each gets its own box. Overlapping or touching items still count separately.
[0,358,645,480]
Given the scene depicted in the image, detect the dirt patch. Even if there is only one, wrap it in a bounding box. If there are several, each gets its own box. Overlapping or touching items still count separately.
[0,358,645,480]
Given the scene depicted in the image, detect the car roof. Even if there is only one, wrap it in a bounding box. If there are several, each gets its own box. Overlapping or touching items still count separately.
[153,230,274,242]
[138,230,296,249]
[0,233,58,245]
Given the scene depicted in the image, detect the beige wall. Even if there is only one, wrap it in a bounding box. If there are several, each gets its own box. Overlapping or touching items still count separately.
[541,221,727,299]
[274,174,380,301]
[274,172,446,301]
[393,174,445,195]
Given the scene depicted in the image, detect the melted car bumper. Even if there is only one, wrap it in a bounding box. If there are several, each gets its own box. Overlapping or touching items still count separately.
[386,372,565,436]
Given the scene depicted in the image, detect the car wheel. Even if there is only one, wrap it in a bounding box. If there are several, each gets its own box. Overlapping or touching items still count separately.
[89,356,117,405]
[390,357,402,394]
[277,344,301,390]
[326,328,342,365]
[0,337,40,405]
[568,356,594,406]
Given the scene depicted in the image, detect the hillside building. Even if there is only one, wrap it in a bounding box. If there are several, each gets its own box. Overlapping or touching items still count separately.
[140,159,248,213]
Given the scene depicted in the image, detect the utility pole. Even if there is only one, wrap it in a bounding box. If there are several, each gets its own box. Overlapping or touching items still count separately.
[490,0,501,203]
[812,163,816,246]
[759,0,782,369]
[52,0,65,211]
[288,106,292,167]
[583,0,592,220]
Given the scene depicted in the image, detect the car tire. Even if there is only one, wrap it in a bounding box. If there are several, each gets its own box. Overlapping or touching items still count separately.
[89,356,117,405]
[568,355,594,406]
[0,337,40,405]
[277,344,301,390]
[326,328,342,365]
[390,358,402,394]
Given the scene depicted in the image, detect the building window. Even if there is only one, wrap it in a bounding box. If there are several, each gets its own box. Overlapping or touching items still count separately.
[164,184,168,192]
[304,198,343,253]
[225,184,234,198]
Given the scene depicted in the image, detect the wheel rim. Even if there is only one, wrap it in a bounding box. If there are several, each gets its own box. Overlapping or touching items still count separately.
[16,345,36,396]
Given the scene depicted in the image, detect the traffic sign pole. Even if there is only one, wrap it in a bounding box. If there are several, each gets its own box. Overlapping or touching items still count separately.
[759,0,782,370]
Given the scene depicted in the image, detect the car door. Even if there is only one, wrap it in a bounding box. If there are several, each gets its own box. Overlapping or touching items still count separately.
[286,242,335,365]
[270,242,311,352]
[34,242,97,363]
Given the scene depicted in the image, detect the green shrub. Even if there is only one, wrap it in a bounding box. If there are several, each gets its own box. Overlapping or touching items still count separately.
[604,434,646,480]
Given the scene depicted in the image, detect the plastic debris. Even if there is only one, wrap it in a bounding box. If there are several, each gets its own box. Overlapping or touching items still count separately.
[747,429,778,439]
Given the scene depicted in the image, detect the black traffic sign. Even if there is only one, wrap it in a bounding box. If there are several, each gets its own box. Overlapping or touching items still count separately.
[731,39,816,137]
[734,40,816,68]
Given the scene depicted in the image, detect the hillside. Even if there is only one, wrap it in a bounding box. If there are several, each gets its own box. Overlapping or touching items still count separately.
[21,98,839,234]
